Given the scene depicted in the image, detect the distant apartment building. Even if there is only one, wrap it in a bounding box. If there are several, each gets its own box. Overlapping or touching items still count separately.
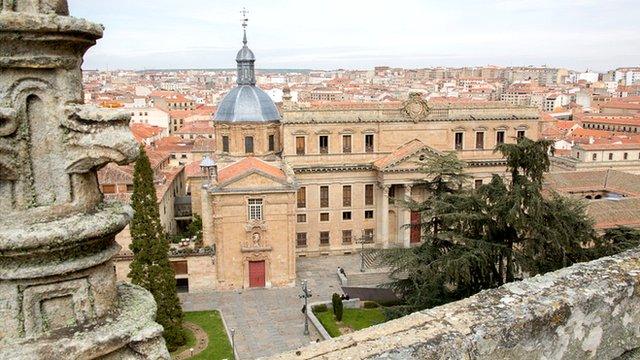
[615,68,640,85]
[128,107,170,129]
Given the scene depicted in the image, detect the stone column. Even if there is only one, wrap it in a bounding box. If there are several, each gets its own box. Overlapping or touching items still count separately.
[403,184,413,249]
[0,2,168,359]
[381,184,390,249]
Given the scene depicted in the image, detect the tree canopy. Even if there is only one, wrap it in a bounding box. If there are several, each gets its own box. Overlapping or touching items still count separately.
[377,138,633,314]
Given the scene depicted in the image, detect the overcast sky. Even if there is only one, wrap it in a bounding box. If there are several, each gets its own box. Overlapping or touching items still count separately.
[68,0,639,72]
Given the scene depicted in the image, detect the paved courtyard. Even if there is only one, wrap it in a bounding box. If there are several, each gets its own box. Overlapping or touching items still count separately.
[179,254,370,359]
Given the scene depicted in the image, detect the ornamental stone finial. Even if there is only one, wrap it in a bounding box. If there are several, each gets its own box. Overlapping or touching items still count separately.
[1,0,69,15]
[0,3,169,359]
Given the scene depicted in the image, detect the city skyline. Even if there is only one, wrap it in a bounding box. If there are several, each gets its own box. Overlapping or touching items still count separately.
[69,0,639,72]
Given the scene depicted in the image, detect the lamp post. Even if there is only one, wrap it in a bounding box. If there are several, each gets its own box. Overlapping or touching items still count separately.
[230,328,236,356]
[355,229,372,272]
[299,280,312,335]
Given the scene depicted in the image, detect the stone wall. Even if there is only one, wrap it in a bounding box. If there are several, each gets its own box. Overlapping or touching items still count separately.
[269,248,640,360]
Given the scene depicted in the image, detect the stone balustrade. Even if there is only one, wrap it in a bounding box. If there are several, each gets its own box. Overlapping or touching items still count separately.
[269,248,640,359]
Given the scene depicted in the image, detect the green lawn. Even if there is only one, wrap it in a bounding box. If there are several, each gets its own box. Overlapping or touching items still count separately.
[313,308,386,337]
[182,310,235,360]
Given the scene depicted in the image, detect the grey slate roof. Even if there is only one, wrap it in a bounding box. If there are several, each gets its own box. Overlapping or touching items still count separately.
[213,85,281,122]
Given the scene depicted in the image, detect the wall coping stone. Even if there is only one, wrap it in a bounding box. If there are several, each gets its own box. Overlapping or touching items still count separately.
[267,248,640,359]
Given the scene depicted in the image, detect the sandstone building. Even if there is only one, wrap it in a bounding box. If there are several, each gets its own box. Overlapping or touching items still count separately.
[184,22,542,291]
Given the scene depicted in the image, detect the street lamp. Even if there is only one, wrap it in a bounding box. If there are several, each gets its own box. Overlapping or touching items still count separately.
[299,280,312,335]
[355,229,372,272]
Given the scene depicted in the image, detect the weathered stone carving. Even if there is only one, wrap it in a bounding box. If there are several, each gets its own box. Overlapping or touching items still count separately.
[0,1,169,359]
[401,92,430,121]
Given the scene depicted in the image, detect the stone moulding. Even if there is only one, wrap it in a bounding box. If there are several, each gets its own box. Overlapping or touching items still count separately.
[268,248,640,360]
[0,283,169,360]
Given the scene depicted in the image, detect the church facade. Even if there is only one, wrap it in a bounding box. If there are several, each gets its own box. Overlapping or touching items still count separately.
[195,24,541,291]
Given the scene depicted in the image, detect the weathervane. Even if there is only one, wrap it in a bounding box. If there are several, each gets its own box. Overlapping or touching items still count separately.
[241,7,249,45]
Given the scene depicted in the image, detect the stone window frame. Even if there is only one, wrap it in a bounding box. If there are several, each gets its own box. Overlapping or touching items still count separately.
[247,198,263,221]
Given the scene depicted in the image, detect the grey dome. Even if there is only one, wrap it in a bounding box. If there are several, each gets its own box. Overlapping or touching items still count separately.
[236,46,255,61]
[214,85,281,122]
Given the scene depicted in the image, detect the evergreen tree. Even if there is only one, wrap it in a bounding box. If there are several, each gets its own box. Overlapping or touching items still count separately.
[129,147,186,351]
[378,138,601,313]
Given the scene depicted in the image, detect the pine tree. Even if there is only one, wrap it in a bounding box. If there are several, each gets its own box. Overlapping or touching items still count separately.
[129,146,186,351]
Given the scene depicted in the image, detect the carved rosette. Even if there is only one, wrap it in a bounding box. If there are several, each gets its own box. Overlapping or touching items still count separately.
[0,1,169,359]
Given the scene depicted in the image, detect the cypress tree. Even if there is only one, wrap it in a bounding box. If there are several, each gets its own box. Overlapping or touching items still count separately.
[128,146,186,351]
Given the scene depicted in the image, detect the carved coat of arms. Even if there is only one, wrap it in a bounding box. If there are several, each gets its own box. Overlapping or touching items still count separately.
[401,92,430,121]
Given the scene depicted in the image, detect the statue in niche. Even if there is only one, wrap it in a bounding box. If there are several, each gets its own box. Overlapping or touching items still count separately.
[252,232,261,247]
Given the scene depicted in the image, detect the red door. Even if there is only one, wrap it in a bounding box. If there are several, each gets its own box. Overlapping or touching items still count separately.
[410,211,421,244]
[249,261,266,288]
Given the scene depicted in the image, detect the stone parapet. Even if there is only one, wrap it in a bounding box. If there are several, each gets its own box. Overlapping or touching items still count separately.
[269,248,640,359]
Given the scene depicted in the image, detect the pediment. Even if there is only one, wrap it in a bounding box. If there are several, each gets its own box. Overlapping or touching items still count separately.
[218,171,290,190]
[373,139,442,172]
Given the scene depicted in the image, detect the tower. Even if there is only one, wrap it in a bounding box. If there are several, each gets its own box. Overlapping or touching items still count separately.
[0,1,169,358]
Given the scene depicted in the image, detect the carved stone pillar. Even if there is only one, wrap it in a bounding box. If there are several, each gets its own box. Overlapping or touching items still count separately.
[403,184,413,249]
[0,2,169,359]
[381,184,390,249]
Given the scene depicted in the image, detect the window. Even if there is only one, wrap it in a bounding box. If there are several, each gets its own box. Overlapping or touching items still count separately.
[296,232,307,247]
[342,211,352,220]
[296,136,306,155]
[455,132,464,150]
[475,179,483,189]
[365,134,374,153]
[624,152,629,160]
[364,210,374,219]
[297,187,306,208]
[268,134,275,152]
[608,153,614,160]
[102,184,116,194]
[592,153,597,161]
[365,184,374,206]
[363,229,374,243]
[342,135,352,153]
[517,130,526,140]
[126,184,134,192]
[181,154,187,159]
[244,136,254,153]
[342,230,352,244]
[342,185,351,207]
[320,231,330,246]
[496,131,505,146]
[319,135,329,154]
[320,212,329,222]
[297,214,307,223]
[320,186,329,208]
[248,198,263,220]
[475,132,484,150]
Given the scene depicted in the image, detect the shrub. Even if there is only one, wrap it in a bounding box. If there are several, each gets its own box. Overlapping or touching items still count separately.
[362,301,380,309]
[332,293,344,321]
[312,304,328,313]
[381,305,414,321]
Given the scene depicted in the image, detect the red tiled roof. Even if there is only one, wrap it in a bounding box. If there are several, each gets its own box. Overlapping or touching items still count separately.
[130,123,164,143]
[185,160,206,178]
[154,135,194,152]
[218,157,286,183]
[576,142,640,151]
[175,121,214,134]
[581,116,640,127]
